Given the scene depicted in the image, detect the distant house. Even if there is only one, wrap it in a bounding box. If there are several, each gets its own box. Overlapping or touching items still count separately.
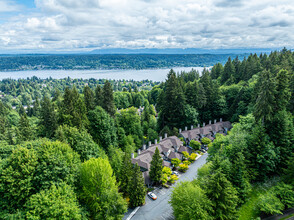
[131,119,232,186]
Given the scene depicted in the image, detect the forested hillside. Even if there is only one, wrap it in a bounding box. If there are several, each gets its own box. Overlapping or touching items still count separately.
[0,49,293,219]
[0,54,247,71]
[170,49,294,219]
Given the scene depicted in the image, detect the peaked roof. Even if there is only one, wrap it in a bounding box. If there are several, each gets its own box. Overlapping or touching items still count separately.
[180,121,232,140]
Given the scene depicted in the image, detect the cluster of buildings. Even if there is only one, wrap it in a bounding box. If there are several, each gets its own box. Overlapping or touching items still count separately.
[131,119,232,185]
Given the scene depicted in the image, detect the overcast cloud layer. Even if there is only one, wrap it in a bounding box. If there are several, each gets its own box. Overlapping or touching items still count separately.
[0,0,293,52]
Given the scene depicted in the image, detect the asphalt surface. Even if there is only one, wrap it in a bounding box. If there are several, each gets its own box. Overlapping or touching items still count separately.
[130,153,208,220]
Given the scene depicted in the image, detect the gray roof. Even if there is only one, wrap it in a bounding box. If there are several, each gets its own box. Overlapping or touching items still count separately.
[131,136,183,171]
[180,121,232,140]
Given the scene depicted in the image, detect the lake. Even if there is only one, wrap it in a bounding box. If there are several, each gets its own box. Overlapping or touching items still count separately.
[0,67,206,82]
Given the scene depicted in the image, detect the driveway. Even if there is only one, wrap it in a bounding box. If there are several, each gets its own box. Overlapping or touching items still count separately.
[129,153,208,220]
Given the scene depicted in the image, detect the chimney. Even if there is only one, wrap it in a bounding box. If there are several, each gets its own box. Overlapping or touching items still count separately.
[220,118,223,122]
[198,124,200,128]
[214,119,216,124]
[159,136,162,142]
[185,126,188,131]
[142,144,146,150]
[131,153,134,159]
[191,125,194,130]
[203,122,206,127]
[155,139,157,145]
[148,141,152,147]
[209,120,211,125]
[179,128,182,133]
[164,133,167,138]
[175,146,178,152]
[138,149,141,155]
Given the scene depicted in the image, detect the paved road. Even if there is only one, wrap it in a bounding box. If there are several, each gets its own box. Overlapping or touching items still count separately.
[131,153,208,220]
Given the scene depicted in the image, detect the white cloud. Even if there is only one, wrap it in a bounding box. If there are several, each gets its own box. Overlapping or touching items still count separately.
[0,0,21,13]
[0,0,293,51]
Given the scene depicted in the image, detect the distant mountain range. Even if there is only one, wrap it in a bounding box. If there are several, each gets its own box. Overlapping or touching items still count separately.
[0,47,285,55]
[88,48,279,55]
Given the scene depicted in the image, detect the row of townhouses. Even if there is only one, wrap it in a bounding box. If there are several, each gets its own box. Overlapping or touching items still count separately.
[131,119,232,185]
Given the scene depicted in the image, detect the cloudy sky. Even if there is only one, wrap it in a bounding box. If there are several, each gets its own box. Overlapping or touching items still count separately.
[0,0,293,52]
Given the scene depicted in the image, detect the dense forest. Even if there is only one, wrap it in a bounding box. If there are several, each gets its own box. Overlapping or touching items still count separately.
[0,48,293,219]
[0,54,248,71]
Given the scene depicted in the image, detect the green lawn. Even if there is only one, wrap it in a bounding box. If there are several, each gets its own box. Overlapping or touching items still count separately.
[238,188,262,220]
[238,179,280,220]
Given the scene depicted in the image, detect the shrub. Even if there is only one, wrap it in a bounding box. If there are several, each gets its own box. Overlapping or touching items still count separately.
[183,160,191,166]
[188,153,197,162]
[161,174,168,185]
[179,163,189,172]
[190,140,201,151]
[169,174,179,184]
[162,166,172,177]
[257,191,284,215]
[182,151,189,159]
[274,183,294,208]
[201,137,211,145]
[171,158,181,168]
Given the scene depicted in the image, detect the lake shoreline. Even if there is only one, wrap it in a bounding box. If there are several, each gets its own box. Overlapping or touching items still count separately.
[0,67,206,82]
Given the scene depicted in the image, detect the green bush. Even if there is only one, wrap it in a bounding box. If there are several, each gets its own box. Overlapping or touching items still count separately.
[162,166,172,177]
[169,174,179,184]
[171,158,181,168]
[274,183,294,208]
[179,163,189,172]
[257,191,284,215]
[182,151,189,159]
[190,140,201,151]
[188,153,197,162]
[201,137,211,145]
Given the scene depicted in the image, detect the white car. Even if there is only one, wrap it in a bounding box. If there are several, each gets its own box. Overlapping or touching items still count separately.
[172,171,179,176]
[147,192,157,200]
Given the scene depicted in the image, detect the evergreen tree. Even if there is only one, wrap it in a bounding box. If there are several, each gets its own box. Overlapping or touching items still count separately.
[118,153,133,195]
[17,113,32,142]
[59,86,88,128]
[211,63,224,80]
[129,163,146,207]
[221,57,235,84]
[83,85,95,113]
[39,96,57,138]
[52,88,61,102]
[32,98,40,117]
[275,69,291,112]
[229,152,251,202]
[246,124,279,180]
[206,170,238,220]
[101,81,116,116]
[269,110,294,167]
[88,106,117,151]
[158,70,187,130]
[254,70,275,125]
[150,147,163,184]
[95,85,103,106]
[18,104,26,116]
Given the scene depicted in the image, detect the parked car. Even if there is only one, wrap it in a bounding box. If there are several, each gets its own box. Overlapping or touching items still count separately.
[147,192,157,200]
[172,171,179,176]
